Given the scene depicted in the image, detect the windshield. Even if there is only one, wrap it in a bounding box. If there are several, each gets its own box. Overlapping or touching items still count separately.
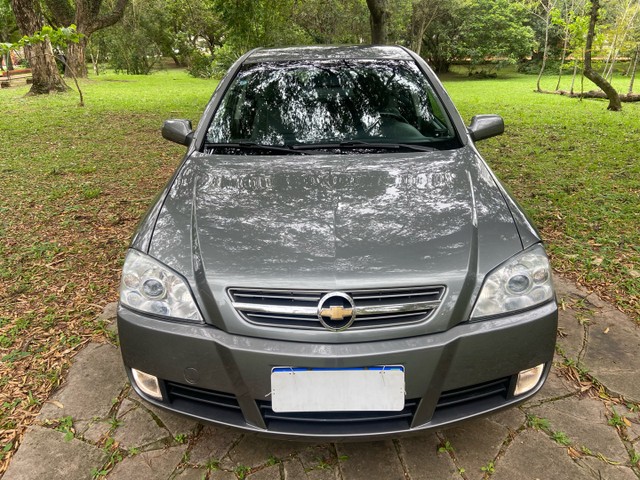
[205,59,460,153]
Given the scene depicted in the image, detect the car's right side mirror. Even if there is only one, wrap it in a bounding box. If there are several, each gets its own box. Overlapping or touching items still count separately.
[468,115,504,142]
[162,119,194,146]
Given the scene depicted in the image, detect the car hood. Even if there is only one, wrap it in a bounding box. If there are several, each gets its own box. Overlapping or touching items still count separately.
[149,147,525,338]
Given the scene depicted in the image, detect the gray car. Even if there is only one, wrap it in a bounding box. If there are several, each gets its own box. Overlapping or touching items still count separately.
[117,45,557,440]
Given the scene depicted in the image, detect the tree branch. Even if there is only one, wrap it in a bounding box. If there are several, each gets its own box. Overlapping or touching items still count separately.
[88,0,129,35]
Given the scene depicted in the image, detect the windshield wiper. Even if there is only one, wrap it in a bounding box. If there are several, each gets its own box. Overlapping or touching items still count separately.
[340,140,436,152]
[291,140,435,152]
[205,142,307,155]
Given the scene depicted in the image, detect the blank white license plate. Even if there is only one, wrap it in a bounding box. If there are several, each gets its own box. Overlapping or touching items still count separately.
[270,366,405,413]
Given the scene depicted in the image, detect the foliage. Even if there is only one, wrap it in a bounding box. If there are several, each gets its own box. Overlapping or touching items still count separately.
[213,0,311,58]
[4,0,640,82]
[517,57,563,74]
[0,0,18,44]
[419,0,467,73]
[14,25,82,50]
[210,42,244,76]
[96,7,162,74]
[38,0,129,77]
[187,50,215,78]
[290,0,370,44]
[92,0,225,75]
[459,0,535,72]
[0,25,82,59]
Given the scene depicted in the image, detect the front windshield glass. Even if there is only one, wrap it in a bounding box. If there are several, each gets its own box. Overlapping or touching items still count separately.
[205,59,459,151]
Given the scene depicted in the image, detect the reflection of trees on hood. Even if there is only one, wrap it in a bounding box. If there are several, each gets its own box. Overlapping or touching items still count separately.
[150,149,511,279]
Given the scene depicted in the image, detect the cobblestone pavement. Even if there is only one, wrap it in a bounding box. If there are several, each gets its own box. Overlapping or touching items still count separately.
[5,276,640,480]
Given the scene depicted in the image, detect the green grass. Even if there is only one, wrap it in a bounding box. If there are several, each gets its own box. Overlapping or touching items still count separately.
[443,71,640,319]
[0,69,218,471]
[0,66,638,473]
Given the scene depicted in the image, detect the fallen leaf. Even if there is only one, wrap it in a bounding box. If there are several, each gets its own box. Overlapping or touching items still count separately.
[48,400,64,409]
[567,446,582,459]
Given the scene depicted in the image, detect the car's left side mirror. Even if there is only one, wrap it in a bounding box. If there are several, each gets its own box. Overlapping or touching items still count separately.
[162,119,194,146]
[468,115,504,142]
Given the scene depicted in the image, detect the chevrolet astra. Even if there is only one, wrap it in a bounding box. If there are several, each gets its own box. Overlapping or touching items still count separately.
[117,45,558,440]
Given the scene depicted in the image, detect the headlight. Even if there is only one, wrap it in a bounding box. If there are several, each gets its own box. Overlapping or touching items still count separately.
[471,244,554,319]
[119,249,203,322]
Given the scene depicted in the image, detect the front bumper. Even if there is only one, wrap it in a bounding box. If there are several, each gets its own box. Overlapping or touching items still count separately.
[117,301,557,440]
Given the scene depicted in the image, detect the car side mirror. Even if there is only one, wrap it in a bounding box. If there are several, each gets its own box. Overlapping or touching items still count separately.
[468,115,504,142]
[162,119,194,146]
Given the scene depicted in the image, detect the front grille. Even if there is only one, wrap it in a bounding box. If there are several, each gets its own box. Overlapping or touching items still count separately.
[166,382,241,410]
[258,398,420,435]
[431,377,512,423]
[228,286,445,330]
[165,382,244,423]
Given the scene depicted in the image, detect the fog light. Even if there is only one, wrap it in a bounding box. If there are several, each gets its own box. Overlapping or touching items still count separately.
[514,364,545,396]
[131,368,163,400]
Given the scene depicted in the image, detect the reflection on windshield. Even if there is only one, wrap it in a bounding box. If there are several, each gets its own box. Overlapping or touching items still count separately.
[206,60,459,151]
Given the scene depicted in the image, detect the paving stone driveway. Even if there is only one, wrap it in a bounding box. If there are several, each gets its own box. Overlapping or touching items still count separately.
[5,276,640,480]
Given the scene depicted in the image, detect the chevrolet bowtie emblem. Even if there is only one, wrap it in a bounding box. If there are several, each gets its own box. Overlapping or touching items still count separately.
[317,292,357,331]
[320,305,354,321]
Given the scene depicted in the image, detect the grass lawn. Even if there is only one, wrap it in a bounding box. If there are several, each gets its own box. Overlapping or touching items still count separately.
[0,68,638,470]
[444,71,639,319]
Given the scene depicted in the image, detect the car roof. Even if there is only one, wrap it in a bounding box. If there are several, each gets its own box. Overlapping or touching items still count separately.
[243,45,414,64]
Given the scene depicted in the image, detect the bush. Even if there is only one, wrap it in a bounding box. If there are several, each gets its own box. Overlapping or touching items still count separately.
[517,58,563,75]
[211,43,244,78]
[187,51,215,79]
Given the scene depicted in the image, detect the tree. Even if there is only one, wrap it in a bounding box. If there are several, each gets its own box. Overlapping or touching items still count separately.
[409,0,445,56]
[600,0,640,81]
[629,43,639,93]
[583,0,622,110]
[366,0,389,44]
[1,0,18,69]
[551,0,588,91]
[419,0,466,73]
[0,0,18,43]
[9,0,67,93]
[292,0,369,45]
[529,0,561,92]
[97,1,172,75]
[459,0,535,73]
[43,0,129,78]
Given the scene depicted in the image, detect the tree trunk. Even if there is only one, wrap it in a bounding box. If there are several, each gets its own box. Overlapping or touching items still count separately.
[65,36,88,78]
[536,13,551,92]
[44,0,130,78]
[570,61,578,95]
[629,44,639,94]
[90,48,100,76]
[583,0,621,111]
[10,0,68,94]
[366,0,388,44]
[544,89,640,102]
[555,29,570,91]
[412,18,427,56]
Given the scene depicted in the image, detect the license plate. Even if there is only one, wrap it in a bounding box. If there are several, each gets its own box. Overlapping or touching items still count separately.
[270,366,405,413]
